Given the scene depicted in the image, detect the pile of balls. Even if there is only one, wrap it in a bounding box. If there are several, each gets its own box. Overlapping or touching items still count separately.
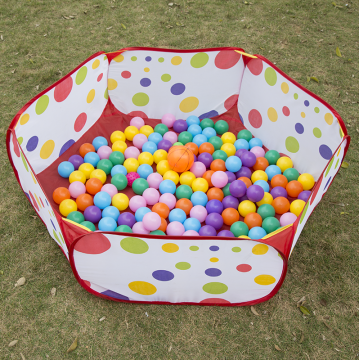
[53,113,315,239]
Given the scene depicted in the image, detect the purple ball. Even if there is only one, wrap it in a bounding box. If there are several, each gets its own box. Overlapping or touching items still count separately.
[239,194,249,202]
[68,155,84,170]
[198,152,213,168]
[240,151,256,168]
[298,190,311,202]
[222,195,240,209]
[205,213,223,230]
[225,171,236,183]
[235,149,247,159]
[158,139,172,152]
[235,166,252,179]
[173,119,188,133]
[270,186,288,199]
[84,205,102,223]
[118,212,136,227]
[229,180,247,197]
[218,230,235,238]
[193,154,197,162]
[199,225,217,237]
[206,199,224,214]
[247,185,265,202]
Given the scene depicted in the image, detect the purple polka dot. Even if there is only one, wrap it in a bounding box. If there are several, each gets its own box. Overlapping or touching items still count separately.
[304,100,310,107]
[26,136,39,152]
[199,110,219,119]
[324,176,332,190]
[45,198,49,206]
[25,192,30,201]
[152,270,174,281]
[51,219,56,231]
[295,123,304,134]
[209,246,219,251]
[239,112,244,124]
[319,145,333,160]
[59,139,75,156]
[140,78,151,87]
[205,268,222,277]
[145,56,152,62]
[101,290,129,300]
[170,83,185,95]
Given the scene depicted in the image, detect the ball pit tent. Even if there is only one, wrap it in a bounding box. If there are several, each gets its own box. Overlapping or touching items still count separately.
[6,47,350,306]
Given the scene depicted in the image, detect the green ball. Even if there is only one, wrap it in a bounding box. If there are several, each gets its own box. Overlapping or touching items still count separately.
[97,159,113,175]
[208,136,223,151]
[237,129,252,142]
[200,118,215,129]
[213,150,228,161]
[111,173,128,190]
[176,184,193,200]
[214,120,229,135]
[178,131,193,144]
[230,221,249,237]
[109,151,125,166]
[67,211,85,224]
[150,230,166,236]
[262,217,281,234]
[173,142,183,146]
[257,204,275,220]
[132,178,149,195]
[264,150,280,166]
[283,168,300,182]
[80,221,96,231]
[154,123,168,136]
[115,225,133,233]
[222,183,231,197]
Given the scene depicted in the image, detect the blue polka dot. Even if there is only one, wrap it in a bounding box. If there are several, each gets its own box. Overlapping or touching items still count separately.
[319,145,333,160]
[152,270,174,281]
[209,246,219,251]
[205,268,222,277]
[199,110,219,119]
[170,83,185,95]
[51,219,56,231]
[101,290,129,300]
[140,78,151,87]
[304,100,310,107]
[45,198,49,206]
[239,112,244,124]
[324,176,332,190]
[26,136,39,152]
[25,192,30,201]
[145,56,152,62]
[295,123,304,134]
[59,139,75,156]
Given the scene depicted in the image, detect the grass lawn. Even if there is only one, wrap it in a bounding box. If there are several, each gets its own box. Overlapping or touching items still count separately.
[0,0,358,358]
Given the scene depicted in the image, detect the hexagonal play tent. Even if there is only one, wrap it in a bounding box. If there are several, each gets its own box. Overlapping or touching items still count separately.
[6,47,350,306]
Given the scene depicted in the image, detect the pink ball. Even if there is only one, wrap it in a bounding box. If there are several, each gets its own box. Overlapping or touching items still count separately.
[132,221,150,234]
[163,131,178,144]
[124,146,140,159]
[129,195,147,212]
[68,181,86,198]
[97,145,112,160]
[161,113,176,128]
[147,173,163,189]
[190,205,208,223]
[166,221,185,235]
[142,212,161,231]
[211,171,228,188]
[280,212,297,227]
[133,133,148,149]
[190,161,206,177]
[183,230,199,236]
[250,146,265,158]
[130,116,145,129]
[142,188,160,205]
[159,193,176,210]
[126,172,140,186]
[101,184,118,198]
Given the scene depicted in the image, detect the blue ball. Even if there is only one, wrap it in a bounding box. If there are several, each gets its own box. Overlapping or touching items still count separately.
[191,191,208,206]
[94,191,112,209]
[135,207,151,222]
[193,134,208,147]
[142,141,157,154]
[148,132,163,145]
[84,152,100,167]
[187,124,202,137]
[111,164,127,177]
[102,206,120,221]
[249,137,263,149]
[137,164,153,179]
[58,161,74,178]
[186,115,200,126]
[254,180,270,193]
[225,156,242,172]
[183,218,201,232]
[169,208,187,223]
[159,179,176,195]
[248,226,267,239]
[98,217,117,231]
[92,136,108,151]
[234,139,250,150]
[202,127,217,139]
[265,165,282,180]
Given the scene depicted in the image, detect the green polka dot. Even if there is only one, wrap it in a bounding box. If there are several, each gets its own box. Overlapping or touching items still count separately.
[75,66,87,85]
[300,201,309,224]
[35,95,49,115]
[264,67,277,86]
[18,137,23,145]
[285,136,300,153]
[53,229,60,243]
[189,246,199,251]
[161,74,171,82]
[203,282,228,295]
[190,52,209,68]
[339,128,342,138]
[232,247,241,252]
[313,127,322,138]
[120,237,149,254]
[278,253,282,259]
[314,107,320,113]
[175,262,191,270]
[158,57,164,63]
[103,55,107,61]
[132,92,149,106]
[325,157,334,177]
[335,158,340,168]
[104,88,108,99]
[294,93,298,100]
[131,56,137,61]
[21,152,28,172]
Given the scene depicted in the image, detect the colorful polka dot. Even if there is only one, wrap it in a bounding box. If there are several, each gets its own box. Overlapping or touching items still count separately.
[214,50,241,69]
[236,264,252,272]
[19,113,30,125]
[190,52,209,68]
[199,110,218,119]
[121,237,149,254]
[179,96,199,113]
[337,147,341,156]
[128,281,157,295]
[301,112,306,118]
[209,246,219,251]
[29,191,38,210]
[264,67,277,86]
[232,247,241,252]
[101,290,129,300]
[175,262,191,270]
[300,200,309,224]
[145,56,152,62]
[75,66,87,85]
[12,136,20,157]
[92,59,100,69]
[203,282,228,294]
[252,244,268,255]
[254,275,276,285]
[87,89,95,103]
[121,71,131,79]
[304,100,310,107]
[294,93,298,100]
[200,298,230,304]
[97,73,103,82]
[171,83,185,95]
[224,94,239,110]
[248,109,262,128]
[108,79,118,90]
[158,57,164,63]
[325,156,334,177]
[162,243,179,253]
[247,58,263,75]
[285,136,300,153]
[114,54,124,62]
[132,92,149,107]
[104,88,108,99]
[144,67,150,72]
[161,74,171,82]
[295,123,304,134]
[171,56,182,65]
[131,56,137,61]
[35,95,49,115]
[26,136,39,152]
[152,270,174,281]
[74,233,111,254]
[319,144,332,160]
[74,113,87,132]
[282,106,290,116]
[140,78,151,87]
[324,113,333,125]
[18,137,23,145]
[281,82,289,94]
[59,139,75,156]
[53,229,60,243]
[210,257,219,262]
[313,127,322,138]
[314,107,320,113]
[267,107,278,122]
[190,246,199,251]
[205,268,222,277]
[50,219,56,230]
[21,152,28,171]
[335,158,340,168]
[31,171,37,184]
[40,140,55,159]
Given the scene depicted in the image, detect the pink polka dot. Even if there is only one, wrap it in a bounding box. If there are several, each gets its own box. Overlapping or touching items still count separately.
[121,71,131,79]
[200,298,231,304]
[236,264,252,272]
[247,58,263,75]
[74,113,87,132]
[39,197,44,207]
[224,94,239,110]
[282,106,290,116]
[83,280,91,287]
[74,233,111,254]
[12,135,20,157]
[215,50,241,69]
[248,109,262,129]
[128,111,148,119]
[29,191,39,211]
[54,76,73,102]
[97,73,103,82]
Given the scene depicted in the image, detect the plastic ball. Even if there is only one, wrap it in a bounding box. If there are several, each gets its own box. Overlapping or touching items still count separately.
[69,170,86,184]
[85,178,102,195]
[124,126,139,141]
[152,202,170,218]
[207,137,222,152]
[226,171,236,184]
[136,153,153,167]
[101,184,117,198]
[142,141,157,155]
[53,187,71,204]
[94,191,111,210]
[251,170,268,183]
[143,212,162,231]
[132,222,150,235]
[265,165,281,181]
[140,125,154,138]
[222,183,231,197]
[199,225,217,236]
[153,149,168,164]
[190,162,206,178]
[298,190,311,202]
[169,208,186,223]
[225,156,242,172]
[254,180,270,193]
[58,161,75,178]
[214,120,229,135]
[237,129,252,142]
[59,199,77,217]
[112,193,129,211]
[159,193,176,210]
[183,230,199,236]
[68,155,84,170]
[180,171,196,186]
[230,221,249,237]
[175,184,193,200]
[272,196,290,215]
[234,139,249,151]
[125,172,139,187]
[270,186,287,199]
[200,118,214,129]
[81,221,96,231]
[109,151,124,166]
[235,148,247,160]
[229,180,247,198]
[283,168,300,182]
[124,146,140,160]
[79,143,96,158]
[116,213,135,229]
[102,206,120,221]
[197,153,213,168]
[132,178,149,195]
[112,140,128,154]
[210,159,226,172]
[236,166,252,179]
[280,212,297,226]
[97,145,112,160]
[84,152,100,167]
[116,225,133,233]
[265,150,280,165]
[182,218,200,232]
[257,204,275,220]
[162,131,177,145]
[177,131,193,145]
[187,124,201,137]
[133,133,148,149]
[290,199,306,217]
[89,168,106,184]
[277,156,293,172]
[202,127,217,140]
[238,177,252,189]
[262,217,281,234]
[240,151,256,168]
[157,139,172,152]
[142,188,160,205]
[271,174,288,189]
[130,117,145,129]
[189,205,207,222]
[198,142,215,155]
[148,132,163,145]
[128,196,146,213]
[211,171,228,188]
[193,134,208,148]
[110,130,126,143]
[184,142,199,155]
[92,136,108,151]
[173,119,188,133]
[249,137,262,149]
[221,208,239,226]
[222,195,239,210]
[238,200,256,217]
[253,157,269,172]
[256,192,273,207]
[166,221,185,236]
[160,113,175,128]
[97,159,113,175]
[137,164,153,179]
[220,143,236,157]
[135,207,151,222]
[244,212,262,229]
[186,115,200,126]
[221,132,235,145]
[286,180,303,198]
[68,181,86,198]
[167,146,194,173]
[84,206,102,223]
[147,173,163,189]
[202,170,214,188]
[76,194,94,211]
[191,191,208,206]
[154,123,169,136]
[123,158,139,173]
[206,213,223,230]
[206,199,224,214]
[248,226,267,239]
[298,173,315,190]
[159,179,176,194]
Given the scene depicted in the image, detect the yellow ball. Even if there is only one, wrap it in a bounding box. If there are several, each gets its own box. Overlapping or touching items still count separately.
[180,171,196,186]
[238,235,251,239]
[123,158,139,173]
[78,163,95,179]
[298,173,315,190]
[163,170,180,185]
[290,199,306,217]
[157,160,170,176]
[153,149,168,164]
[221,143,236,157]
[138,152,154,166]
[112,193,129,211]
[256,192,273,206]
[277,156,293,172]
[139,125,154,137]
[251,170,268,183]
[59,199,77,217]
[221,132,236,144]
[192,178,209,192]
[112,140,127,153]
[90,169,107,184]
[110,130,125,144]
[124,126,139,141]
[69,170,86,184]
[238,200,256,217]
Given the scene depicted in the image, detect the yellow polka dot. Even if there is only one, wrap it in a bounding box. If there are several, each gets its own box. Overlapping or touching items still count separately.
[128,281,157,295]
[113,54,124,62]
[337,146,341,156]
[34,193,41,208]
[92,59,100,69]
[87,89,95,103]
[324,113,333,125]
[144,67,150,72]
[210,257,219,262]
[252,244,268,255]
[254,275,276,285]
[171,56,182,65]
[301,112,306,118]
[281,82,289,94]
[48,210,52,217]
[20,113,30,125]
[40,140,55,159]
[31,172,37,184]
[162,243,179,253]
[267,107,278,122]
[108,79,118,91]
[179,96,199,113]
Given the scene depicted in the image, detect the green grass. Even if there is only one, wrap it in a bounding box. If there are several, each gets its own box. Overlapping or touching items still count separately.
[0,0,358,358]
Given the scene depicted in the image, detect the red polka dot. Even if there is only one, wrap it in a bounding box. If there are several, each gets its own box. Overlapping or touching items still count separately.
[39,197,44,207]
[215,50,241,70]
[121,71,131,79]
[248,109,262,129]
[74,113,87,132]
[200,298,231,304]
[97,73,103,82]
[83,280,91,287]
[128,111,148,119]
[29,191,39,211]
[224,94,239,110]
[247,58,263,75]
[282,106,290,116]
[54,76,73,102]
[74,233,111,254]
[236,264,252,272]
[12,135,20,157]
[310,176,321,205]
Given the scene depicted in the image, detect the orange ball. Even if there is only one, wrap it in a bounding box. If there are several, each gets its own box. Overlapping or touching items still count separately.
[176,198,193,215]
[238,177,252,188]
[203,170,215,188]
[79,143,95,158]
[271,174,288,189]
[207,187,224,202]
[253,157,269,171]
[85,178,103,195]
[199,142,215,155]
[158,217,167,232]
[152,202,170,219]
[185,142,199,156]
[286,180,303,198]
[53,187,70,205]
[76,193,94,211]
[210,159,226,172]
[222,208,240,226]
[272,196,290,214]
[167,146,194,173]
[244,213,263,229]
